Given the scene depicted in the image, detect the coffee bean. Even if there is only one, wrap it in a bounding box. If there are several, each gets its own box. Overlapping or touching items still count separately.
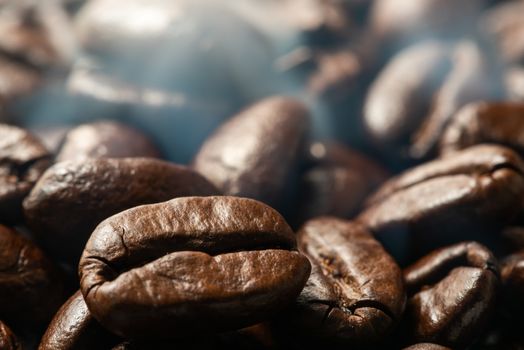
[363,41,452,160]
[56,120,161,162]
[440,102,524,157]
[0,224,64,329]
[0,321,21,350]
[279,218,405,346]
[402,344,451,350]
[403,242,499,348]
[23,157,219,263]
[39,291,118,350]
[193,96,309,208]
[78,196,311,338]
[358,144,524,260]
[500,250,524,319]
[0,124,50,223]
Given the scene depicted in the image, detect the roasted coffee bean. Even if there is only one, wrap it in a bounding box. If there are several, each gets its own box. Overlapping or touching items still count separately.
[0,124,50,223]
[501,226,524,250]
[358,145,524,260]
[403,242,499,348]
[0,321,21,350]
[403,344,451,350]
[440,102,524,157]
[295,142,388,224]
[500,250,524,318]
[480,0,524,65]
[193,96,309,208]
[39,291,118,350]
[410,41,499,159]
[0,224,64,329]
[79,196,311,338]
[23,157,219,263]
[56,120,161,162]
[363,41,452,160]
[279,218,405,346]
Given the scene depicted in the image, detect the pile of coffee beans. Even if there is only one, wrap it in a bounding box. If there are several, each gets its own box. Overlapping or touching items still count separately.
[1,0,524,349]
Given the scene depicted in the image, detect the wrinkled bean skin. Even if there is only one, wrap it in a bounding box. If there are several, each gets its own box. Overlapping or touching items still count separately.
[0,224,64,329]
[23,157,219,264]
[402,344,451,350]
[39,291,118,350]
[279,218,405,347]
[363,41,451,158]
[403,242,499,348]
[56,120,161,162]
[0,124,50,223]
[358,145,524,260]
[501,251,524,319]
[79,196,311,338]
[440,102,524,157]
[0,321,22,350]
[193,96,309,208]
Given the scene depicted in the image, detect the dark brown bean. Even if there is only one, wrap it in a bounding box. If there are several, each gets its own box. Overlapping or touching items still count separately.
[403,344,451,350]
[0,321,22,350]
[0,224,64,329]
[79,196,311,338]
[280,218,405,346]
[23,157,219,263]
[501,250,524,319]
[0,124,50,223]
[56,120,161,162]
[403,242,499,348]
[440,102,524,157]
[39,291,118,350]
[193,96,309,207]
[358,145,524,259]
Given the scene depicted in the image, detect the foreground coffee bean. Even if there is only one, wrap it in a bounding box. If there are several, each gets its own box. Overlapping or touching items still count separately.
[440,102,524,157]
[24,158,219,263]
[0,124,50,223]
[193,96,309,208]
[56,120,161,162]
[79,196,311,338]
[279,218,405,347]
[0,224,64,329]
[403,242,499,348]
[39,291,117,350]
[358,144,524,260]
[0,321,21,350]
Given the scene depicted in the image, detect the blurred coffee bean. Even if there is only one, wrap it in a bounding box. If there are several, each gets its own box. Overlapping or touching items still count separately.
[0,321,21,350]
[480,0,524,65]
[0,56,41,121]
[56,120,161,162]
[411,41,501,159]
[23,158,219,264]
[371,0,486,48]
[193,96,309,209]
[30,125,70,155]
[505,67,524,101]
[79,196,310,338]
[0,124,50,223]
[363,41,452,162]
[358,145,524,260]
[279,218,405,347]
[440,102,524,157]
[501,226,524,249]
[0,224,64,330]
[403,344,451,350]
[0,1,76,69]
[403,242,499,348]
[294,142,388,224]
[39,290,118,350]
[500,250,524,319]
